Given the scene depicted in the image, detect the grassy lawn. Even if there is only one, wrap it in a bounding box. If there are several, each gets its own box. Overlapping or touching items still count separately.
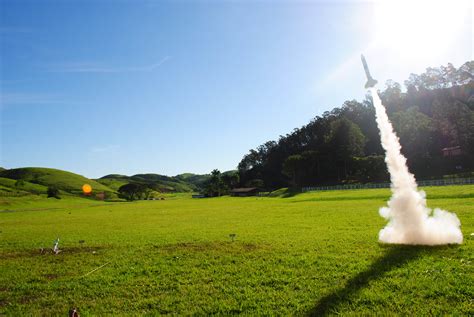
[0,186,473,315]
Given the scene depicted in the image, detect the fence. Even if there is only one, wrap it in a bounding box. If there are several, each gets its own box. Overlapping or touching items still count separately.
[302,177,474,193]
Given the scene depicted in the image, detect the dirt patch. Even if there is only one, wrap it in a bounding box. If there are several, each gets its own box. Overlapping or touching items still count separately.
[0,299,8,308]
[60,246,104,254]
[158,241,270,254]
[43,274,59,280]
[19,295,38,304]
[0,246,106,260]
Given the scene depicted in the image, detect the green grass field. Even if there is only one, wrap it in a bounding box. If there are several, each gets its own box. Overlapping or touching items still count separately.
[1,186,473,315]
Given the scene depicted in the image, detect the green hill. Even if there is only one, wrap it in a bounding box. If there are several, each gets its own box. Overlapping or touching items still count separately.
[97,173,198,192]
[94,177,129,191]
[0,177,48,194]
[0,167,113,195]
[175,173,211,189]
[0,168,214,196]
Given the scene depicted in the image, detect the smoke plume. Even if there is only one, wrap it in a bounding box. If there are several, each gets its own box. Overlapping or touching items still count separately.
[370,88,463,245]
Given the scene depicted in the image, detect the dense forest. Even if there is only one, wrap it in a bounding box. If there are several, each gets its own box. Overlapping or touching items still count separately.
[237,61,474,190]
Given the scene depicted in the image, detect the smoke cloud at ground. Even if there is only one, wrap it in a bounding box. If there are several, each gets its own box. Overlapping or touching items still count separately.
[370,88,463,245]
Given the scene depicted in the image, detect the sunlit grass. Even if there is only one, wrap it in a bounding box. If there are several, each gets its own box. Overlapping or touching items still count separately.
[0,186,473,315]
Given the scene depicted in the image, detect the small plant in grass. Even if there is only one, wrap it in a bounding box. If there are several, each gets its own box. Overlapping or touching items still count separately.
[229,233,236,242]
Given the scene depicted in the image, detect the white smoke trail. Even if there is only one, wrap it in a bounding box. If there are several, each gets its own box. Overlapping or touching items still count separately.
[370,88,463,245]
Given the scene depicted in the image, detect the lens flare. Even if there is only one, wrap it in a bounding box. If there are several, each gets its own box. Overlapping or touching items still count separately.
[373,0,471,62]
[82,184,92,194]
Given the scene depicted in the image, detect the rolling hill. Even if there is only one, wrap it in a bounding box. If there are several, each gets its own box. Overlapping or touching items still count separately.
[97,173,211,193]
[174,173,211,189]
[0,167,213,198]
[0,177,48,194]
[0,167,113,195]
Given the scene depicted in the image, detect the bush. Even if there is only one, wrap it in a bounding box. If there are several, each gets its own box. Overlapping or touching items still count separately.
[47,186,60,199]
[15,180,25,188]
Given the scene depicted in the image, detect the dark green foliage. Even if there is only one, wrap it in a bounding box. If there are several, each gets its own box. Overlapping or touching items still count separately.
[201,170,241,197]
[203,169,226,197]
[47,186,60,199]
[327,117,366,159]
[221,170,239,189]
[118,183,147,201]
[283,151,331,187]
[391,107,436,177]
[350,156,388,183]
[245,178,265,189]
[282,154,304,186]
[238,61,474,189]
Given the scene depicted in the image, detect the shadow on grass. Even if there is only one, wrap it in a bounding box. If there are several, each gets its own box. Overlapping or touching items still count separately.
[290,195,389,203]
[281,188,302,198]
[307,245,453,316]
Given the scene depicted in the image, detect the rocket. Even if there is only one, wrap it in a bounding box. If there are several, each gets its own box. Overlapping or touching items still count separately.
[361,54,378,88]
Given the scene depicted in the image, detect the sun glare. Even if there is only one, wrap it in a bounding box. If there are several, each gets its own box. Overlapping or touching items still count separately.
[373,0,471,61]
[82,184,92,194]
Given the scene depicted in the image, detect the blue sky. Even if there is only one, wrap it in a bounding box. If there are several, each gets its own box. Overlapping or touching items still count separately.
[1,0,472,178]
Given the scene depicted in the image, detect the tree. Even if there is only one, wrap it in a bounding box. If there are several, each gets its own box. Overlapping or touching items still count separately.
[391,107,436,176]
[380,80,405,114]
[351,155,388,183]
[282,154,304,187]
[118,183,146,201]
[143,187,154,200]
[432,100,474,150]
[245,179,264,189]
[432,99,474,172]
[327,117,366,180]
[282,151,324,187]
[221,171,240,189]
[203,169,226,197]
[327,117,366,158]
[340,99,383,155]
[47,186,60,199]
[237,60,474,188]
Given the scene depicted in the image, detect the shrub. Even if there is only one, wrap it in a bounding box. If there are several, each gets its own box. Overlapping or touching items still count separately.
[47,186,60,199]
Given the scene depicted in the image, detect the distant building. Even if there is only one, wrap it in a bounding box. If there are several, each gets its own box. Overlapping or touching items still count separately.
[442,146,462,157]
[230,187,258,197]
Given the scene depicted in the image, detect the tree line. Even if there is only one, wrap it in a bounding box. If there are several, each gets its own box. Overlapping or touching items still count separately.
[237,61,474,190]
[118,61,473,199]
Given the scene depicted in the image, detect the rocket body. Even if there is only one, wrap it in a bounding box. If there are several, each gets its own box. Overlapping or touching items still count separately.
[361,55,378,88]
